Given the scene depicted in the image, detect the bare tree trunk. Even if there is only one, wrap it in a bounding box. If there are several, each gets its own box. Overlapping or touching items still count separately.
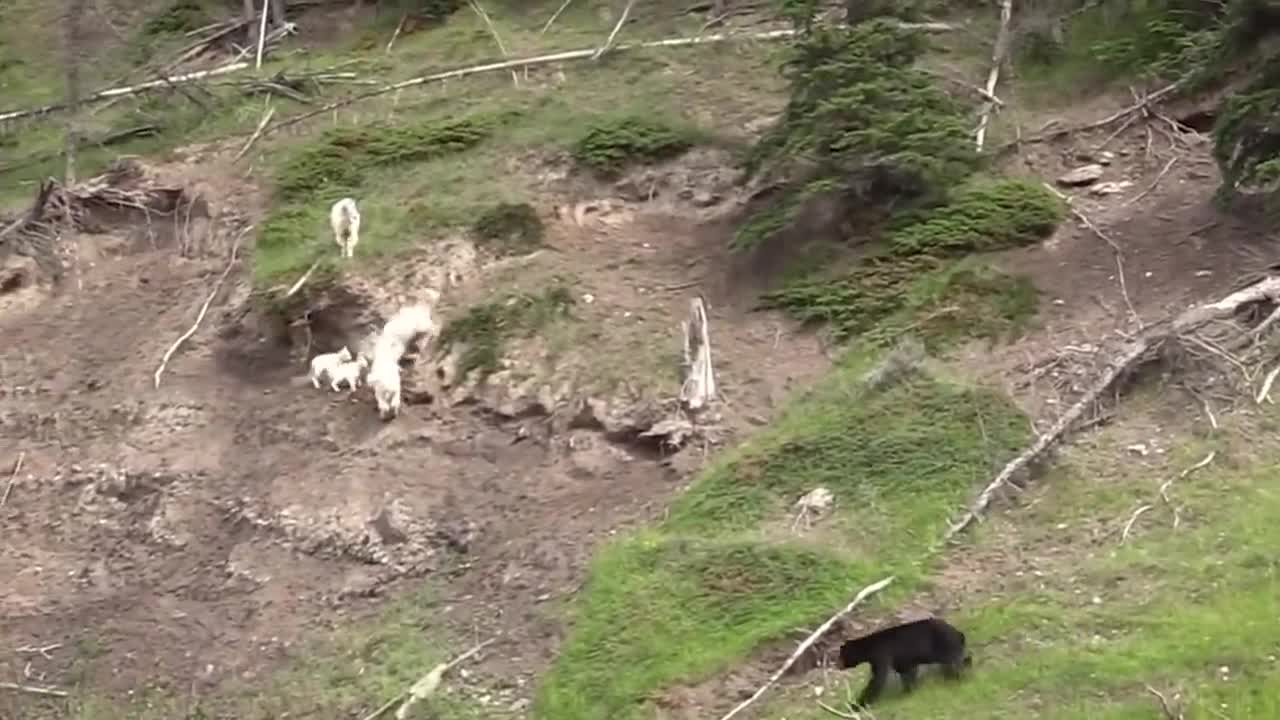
[243,0,259,46]
[269,0,286,27]
[63,0,86,185]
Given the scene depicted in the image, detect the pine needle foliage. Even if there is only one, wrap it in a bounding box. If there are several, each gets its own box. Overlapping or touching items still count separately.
[734,18,977,252]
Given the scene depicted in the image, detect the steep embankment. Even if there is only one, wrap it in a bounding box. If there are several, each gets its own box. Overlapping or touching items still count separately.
[2,2,1278,720]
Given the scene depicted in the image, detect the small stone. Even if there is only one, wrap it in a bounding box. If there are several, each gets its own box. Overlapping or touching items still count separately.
[691,190,722,207]
[1058,164,1105,186]
[1090,180,1133,196]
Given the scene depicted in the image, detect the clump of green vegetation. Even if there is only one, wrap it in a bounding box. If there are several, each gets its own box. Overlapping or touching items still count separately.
[536,363,1028,720]
[760,178,1058,343]
[437,283,576,379]
[471,202,544,256]
[571,114,699,175]
[1214,53,1280,197]
[274,114,507,204]
[886,179,1065,256]
[734,18,978,251]
[764,258,1039,346]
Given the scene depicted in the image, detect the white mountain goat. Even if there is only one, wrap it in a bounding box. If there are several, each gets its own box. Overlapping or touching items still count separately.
[309,346,353,390]
[330,197,361,259]
[369,304,436,421]
[330,353,370,393]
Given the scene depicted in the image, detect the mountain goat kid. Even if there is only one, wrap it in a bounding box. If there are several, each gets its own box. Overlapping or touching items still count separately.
[309,346,353,390]
[330,197,361,259]
[330,353,370,392]
[368,304,436,421]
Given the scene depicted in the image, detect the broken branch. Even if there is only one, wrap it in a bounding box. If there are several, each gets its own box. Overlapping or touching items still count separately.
[233,104,275,162]
[715,576,895,720]
[361,639,496,720]
[974,0,1014,151]
[1120,504,1153,543]
[259,24,952,139]
[0,451,24,509]
[0,682,68,698]
[154,225,250,389]
[468,0,519,85]
[593,0,637,60]
[946,275,1280,541]
[541,0,575,33]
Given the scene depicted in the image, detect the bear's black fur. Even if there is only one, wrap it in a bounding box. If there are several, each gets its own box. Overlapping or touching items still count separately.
[837,617,971,707]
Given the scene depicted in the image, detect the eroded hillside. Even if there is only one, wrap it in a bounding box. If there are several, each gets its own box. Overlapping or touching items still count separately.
[1,1,1279,720]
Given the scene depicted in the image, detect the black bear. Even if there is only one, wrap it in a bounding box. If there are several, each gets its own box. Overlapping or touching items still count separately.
[837,617,971,707]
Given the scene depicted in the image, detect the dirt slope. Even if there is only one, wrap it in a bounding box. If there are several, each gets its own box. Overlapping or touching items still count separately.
[0,141,831,717]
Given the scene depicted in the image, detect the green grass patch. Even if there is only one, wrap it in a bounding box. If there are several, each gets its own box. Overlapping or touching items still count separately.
[255,111,513,285]
[471,201,545,256]
[570,113,702,176]
[774,415,1280,719]
[535,357,1028,720]
[436,281,577,379]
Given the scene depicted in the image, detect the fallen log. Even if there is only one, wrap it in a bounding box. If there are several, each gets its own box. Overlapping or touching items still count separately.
[944,275,1280,541]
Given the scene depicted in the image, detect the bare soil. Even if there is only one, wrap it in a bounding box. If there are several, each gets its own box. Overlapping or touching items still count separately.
[0,140,829,717]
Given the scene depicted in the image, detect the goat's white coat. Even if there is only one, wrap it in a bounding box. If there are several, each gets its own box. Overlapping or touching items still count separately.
[330,354,370,392]
[368,304,436,421]
[309,346,353,389]
[330,197,361,258]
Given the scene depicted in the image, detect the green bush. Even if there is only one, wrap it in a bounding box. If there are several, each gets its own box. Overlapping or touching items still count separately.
[571,115,698,175]
[1214,53,1280,195]
[274,115,502,204]
[887,179,1064,256]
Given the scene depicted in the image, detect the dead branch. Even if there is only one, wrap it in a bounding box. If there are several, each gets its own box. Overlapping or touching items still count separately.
[974,0,1014,151]
[594,0,638,60]
[1044,183,1141,329]
[816,700,864,719]
[0,62,250,124]
[945,277,1280,541]
[254,0,270,69]
[154,225,250,389]
[1120,504,1152,543]
[1256,363,1280,404]
[1123,156,1178,207]
[996,82,1183,154]
[361,639,496,720]
[468,0,519,85]
[716,576,895,720]
[15,643,62,659]
[386,13,408,54]
[233,104,276,162]
[920,68,1003,106]
[0,451,24,509]
[283,258,323,299]
[1154,451,1215,531]
[258,24,953,139]
[1144,684,1185,720]
[542,0,575,33]
[0,682,68,698]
